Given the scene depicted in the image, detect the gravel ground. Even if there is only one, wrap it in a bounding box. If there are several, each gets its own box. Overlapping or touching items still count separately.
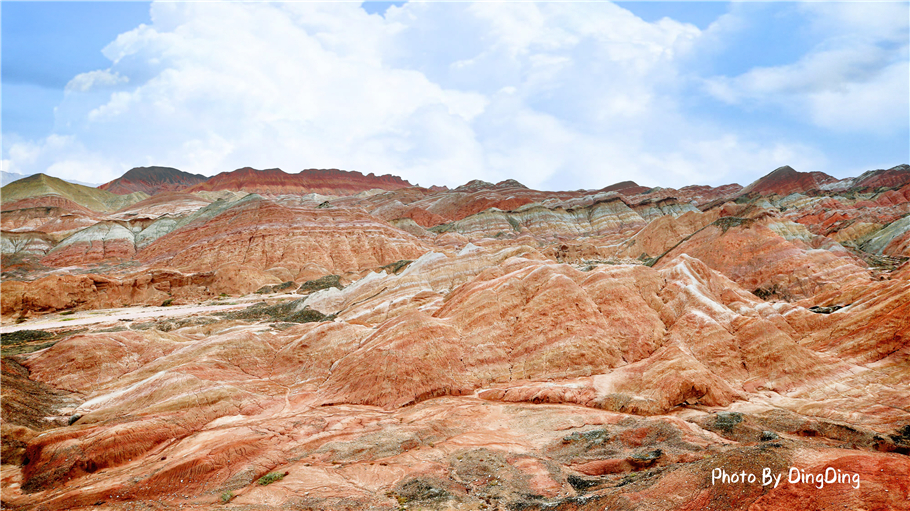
[0,294,300,334]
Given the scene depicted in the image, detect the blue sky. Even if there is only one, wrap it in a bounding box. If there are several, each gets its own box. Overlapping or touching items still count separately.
[3,2,152,141]
[2,1,908,190]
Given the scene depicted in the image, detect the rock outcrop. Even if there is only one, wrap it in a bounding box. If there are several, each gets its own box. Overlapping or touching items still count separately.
[4,249,908,510]
[0,174,149,213]
[654,214,871,301]
[740,165,839,197]
[137,198,430,276]
[98,166,207,195]
[186,167,412,195]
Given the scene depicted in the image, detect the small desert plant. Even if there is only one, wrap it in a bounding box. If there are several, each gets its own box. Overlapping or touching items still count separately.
[59,310,76,316]
[1,329,54,346]
[507,215,521,232]
[257,472,285,485]
[715,411,743,432]
[161,298,174,307]
[220,490,234,502]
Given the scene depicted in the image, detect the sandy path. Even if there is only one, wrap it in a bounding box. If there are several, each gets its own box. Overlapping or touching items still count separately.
[0,294,299,334]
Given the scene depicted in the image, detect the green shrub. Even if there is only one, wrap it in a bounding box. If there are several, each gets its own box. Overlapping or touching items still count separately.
[220,490,234,502]
[161,298,174,307]
[257,472,285,485]
[297,274,342,293]
[715,411,743,432]
[380,260,412,274]
[1,330,54,346]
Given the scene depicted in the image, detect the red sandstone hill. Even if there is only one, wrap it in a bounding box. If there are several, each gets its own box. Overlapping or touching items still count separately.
[851,164,910,191]
[597,180,651,195]
[741,165,839,196]
[186,167,412,196]
[136,198,429,276]
[98,166,207,195]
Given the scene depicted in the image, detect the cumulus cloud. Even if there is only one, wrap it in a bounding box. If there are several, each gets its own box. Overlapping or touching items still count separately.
[3,1,901,189]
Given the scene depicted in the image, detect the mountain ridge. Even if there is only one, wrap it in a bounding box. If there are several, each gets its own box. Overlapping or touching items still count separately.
[98,166,207,195]
[186,167,413,195]
[1,173,148,213]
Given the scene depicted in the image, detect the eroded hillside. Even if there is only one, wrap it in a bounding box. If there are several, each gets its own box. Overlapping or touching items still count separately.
[1,165,908,510]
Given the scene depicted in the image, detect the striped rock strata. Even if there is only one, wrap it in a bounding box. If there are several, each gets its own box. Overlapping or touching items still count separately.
[3,251,908,510]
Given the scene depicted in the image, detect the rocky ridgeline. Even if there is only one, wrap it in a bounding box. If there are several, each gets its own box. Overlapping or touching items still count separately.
[98,166,208,196]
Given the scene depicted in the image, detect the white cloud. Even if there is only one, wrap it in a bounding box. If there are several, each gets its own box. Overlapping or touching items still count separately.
[66,70,129,93]
[5,1,894,190]
[799,2,909,44]
[639,136,828,187]
[4,135,121,184]
[808,60,909,133]
[703,2,909,135]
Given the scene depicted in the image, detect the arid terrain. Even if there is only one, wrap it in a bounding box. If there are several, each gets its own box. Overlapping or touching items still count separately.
[1,165,909,510]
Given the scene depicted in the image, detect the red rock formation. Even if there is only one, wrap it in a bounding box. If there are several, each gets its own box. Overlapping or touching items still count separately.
[0,267,279,317]
[1,358,75,468]
[1,195,99,219]
[654,213,870,300]
[1,197,105,264]
[4,249,908,509]
[424,191,538,222]
[394,206,447,227]
[741,165,839,196]
[137,198,430,275]
[39,222,137,267]
[108,191,212,219]
[98,166,207,195]
[186,167,412,195]
[3,163,910,511]
[357,179,579,226]
[597,180,651,195]
[611,209,720,261]
[1,200,99,240]
[1,173,149,212]
[850,164,910,191]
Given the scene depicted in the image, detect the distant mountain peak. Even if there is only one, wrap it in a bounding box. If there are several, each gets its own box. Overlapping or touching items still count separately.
[770,165,796,173]
[453,179,529,192]
[741,165,837,197]
[99,166,207,195]
[495,179,528,189]
[2,172,148,212]
[186,167,412,195]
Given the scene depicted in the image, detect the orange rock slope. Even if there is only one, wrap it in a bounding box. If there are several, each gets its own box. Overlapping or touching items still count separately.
[137,198,430,275]
[186,167,413,196]
[2,164,909,511]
